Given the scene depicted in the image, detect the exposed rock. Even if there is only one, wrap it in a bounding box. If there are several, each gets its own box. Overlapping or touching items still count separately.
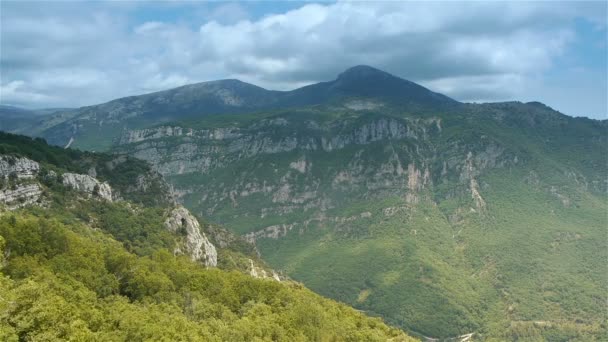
[344,100,383,111]
[87,167,97,178]
[0,156,43,209]
[62,173,113,201]
[115,116,444,177]
[524,170,541,188]
[470,178,486,211]
[164,207,217,267]
[0,156,39,179]
[0,184,42,209]
[247,259,281,281]
[550,186,571,207]
[245,211,373,244]
[245,223,295,244]
[383,206,408,217]
[289,158,309,173]
[461,152,487,211]
[406,163,430,204]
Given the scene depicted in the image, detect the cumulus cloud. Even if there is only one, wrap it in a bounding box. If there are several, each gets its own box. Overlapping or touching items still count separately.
[0,1,605,117]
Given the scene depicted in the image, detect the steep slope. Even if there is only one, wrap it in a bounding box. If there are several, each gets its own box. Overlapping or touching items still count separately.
[8,66,608,340]
[0,132,415,341]
[112,102,606,339]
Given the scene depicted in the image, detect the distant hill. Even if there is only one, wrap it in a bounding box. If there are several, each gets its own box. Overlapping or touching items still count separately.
[0,105,73,136]
[28,65,458,150]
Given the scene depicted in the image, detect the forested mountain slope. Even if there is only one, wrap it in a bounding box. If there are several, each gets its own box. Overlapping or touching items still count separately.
[0,133,415,341]
[4,66,607,340]
[112,99,607,340]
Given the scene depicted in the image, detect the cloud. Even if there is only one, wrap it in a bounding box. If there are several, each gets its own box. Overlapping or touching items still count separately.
[0,1,606,118]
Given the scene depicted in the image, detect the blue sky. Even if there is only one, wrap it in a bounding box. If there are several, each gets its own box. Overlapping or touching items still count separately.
[1,1,606,119]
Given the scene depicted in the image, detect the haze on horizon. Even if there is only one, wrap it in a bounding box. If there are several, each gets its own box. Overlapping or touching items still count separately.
[1,1,606,119]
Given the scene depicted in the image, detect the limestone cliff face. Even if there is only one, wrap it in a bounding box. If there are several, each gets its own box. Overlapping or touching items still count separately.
[114,114,522,242]
[116,117,442,175]
[164,206,217,267]
[0,156,40,179]
[62,173,113,201]
[0,184,42,209]
[0,156,42,209]
[248,259,281,281]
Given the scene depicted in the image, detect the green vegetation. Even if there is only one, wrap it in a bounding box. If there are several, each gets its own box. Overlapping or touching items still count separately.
[258,168,606,340]
[0,132,171,206]
[0,133,416,341]
[0,212,414,341]
[4,67,606,340]
[112,104,606,340]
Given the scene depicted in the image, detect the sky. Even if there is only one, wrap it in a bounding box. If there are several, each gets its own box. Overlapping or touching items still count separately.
[1,1,606,119]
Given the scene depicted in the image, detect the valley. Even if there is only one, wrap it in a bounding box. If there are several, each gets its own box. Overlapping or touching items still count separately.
[2,66,606,341]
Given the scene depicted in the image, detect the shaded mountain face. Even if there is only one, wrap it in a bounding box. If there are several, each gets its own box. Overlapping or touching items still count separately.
[0,105,68,134]
[283,65,457,108]
[36,65,459,150]
[0,105,81,154]
[4,66,607,340]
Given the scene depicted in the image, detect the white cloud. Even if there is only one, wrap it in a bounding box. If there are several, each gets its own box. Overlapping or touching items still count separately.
[0,1,605,118]
[1,80,58,105]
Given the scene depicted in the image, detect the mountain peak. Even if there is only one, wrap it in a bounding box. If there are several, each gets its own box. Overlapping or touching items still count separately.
[337,65,392,80]
[327,65,458,107]
[338,65,390,79]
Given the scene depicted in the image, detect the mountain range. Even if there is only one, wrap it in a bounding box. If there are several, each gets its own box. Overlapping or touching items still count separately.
[2,66,606,340]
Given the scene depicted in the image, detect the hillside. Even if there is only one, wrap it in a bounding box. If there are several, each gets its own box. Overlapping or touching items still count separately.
[0,133,415,341]
[4,66,608,340]
[111,100,607,340]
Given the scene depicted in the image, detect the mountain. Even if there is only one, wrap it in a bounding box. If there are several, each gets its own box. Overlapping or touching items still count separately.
[282,65,457,108]
[5,66,608,340]
[34,65,458,150]
[0,132,415,341]
[0,105,75,135]
[111,100,606,340]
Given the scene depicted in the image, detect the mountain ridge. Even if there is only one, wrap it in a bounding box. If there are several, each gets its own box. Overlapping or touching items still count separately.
[3,65,602,152]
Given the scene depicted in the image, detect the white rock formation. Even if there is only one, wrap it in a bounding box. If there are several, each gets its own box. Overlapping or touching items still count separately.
[248,259,281,281]
[62,173,113,201]
[0,156,39,179]
[0,184,42,209]
[0,156,42,209]
[164,207,217,267]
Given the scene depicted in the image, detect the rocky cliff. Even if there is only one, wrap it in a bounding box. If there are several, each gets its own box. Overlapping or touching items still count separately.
[108,102,606,339]
[0,156,42,209]
[0,156,40,179]
[114,112,519,232]
[164,206,217,267]
[62,172,113,201]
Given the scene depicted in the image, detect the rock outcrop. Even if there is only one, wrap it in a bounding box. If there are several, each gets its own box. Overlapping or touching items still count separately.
[248,259,281,281]
[164,207,217,267]
[0,184,42,209]
[62,173,113,201]
[0,156,39,179]
[0,156,42,209]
